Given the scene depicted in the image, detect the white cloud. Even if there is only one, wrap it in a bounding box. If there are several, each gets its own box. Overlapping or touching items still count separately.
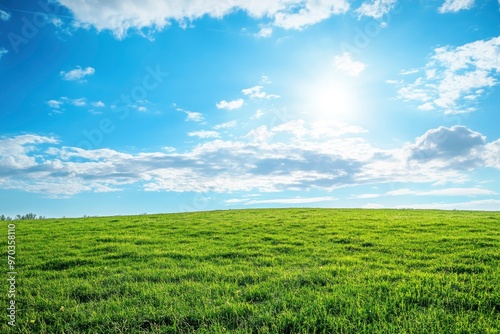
[92,101,105,107]
[71,98,87,107]
[397,199,500,211]
[273,0,350,30]
[186,111,204,122]
[47,100,63,109]
[260,76,272,85]
[484,139,500,169]
[0,135,59,170]
[397,36,500,114]
[225,196,337,205]
[55,97,88,107]
[60,66,95,81]
[176,107,204,122]
[137,106,147,112]
[404,126,485,168]
[0,48,8,59]
[1,124,498,198]
[0,10,10,21]
[438,0,475,13]
[213,121,237,130]
[242,86,280,99]
[188,130,220,138]
[57,0,349,39]
[244,125,274,143]
[363,203,385,209]
[417,102,435,111]
[355,0,397,19]
[216,99,244,110]
[399,68,419,75]
[50,17,63,27]
[333,52,367,76]
[252,109,264,119]
[387,187,496,197]
[256,27,273,38]
[355,187,495,199]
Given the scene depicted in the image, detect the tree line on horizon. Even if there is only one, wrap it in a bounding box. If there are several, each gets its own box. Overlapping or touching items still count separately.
[0,213,46,221]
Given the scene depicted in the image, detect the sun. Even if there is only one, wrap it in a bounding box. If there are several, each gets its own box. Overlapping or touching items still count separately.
[306,79,358,121]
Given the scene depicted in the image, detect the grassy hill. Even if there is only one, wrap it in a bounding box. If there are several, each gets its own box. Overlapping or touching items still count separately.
[2,208,500,333]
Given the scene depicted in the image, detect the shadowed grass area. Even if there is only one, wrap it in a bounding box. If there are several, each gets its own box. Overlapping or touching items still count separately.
[1,208,500,333]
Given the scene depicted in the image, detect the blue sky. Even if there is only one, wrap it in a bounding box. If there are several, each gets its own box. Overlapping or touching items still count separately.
[0,0,499,217]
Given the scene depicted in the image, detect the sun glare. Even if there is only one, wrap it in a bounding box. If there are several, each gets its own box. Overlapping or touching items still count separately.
[302,79,360,122]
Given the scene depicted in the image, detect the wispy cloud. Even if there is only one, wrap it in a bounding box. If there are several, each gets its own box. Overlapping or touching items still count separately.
[0,48,8,59]
[438,0,475,13]
[356,187,496,198]
[60,66,95,81]
[46,100,63,109]
[225,196,337,205]
[214,121,237,130]
[252,109,264,119]
[355,0,397,19]
[333,52,367,76]
[216,99,244,110]
[176,107,204,122]
[255,26,272,38]
[0,10,10,21]
[61,97,87,107]
[92,101,105,108]
[187,130,220,138]
[242,86,280,99]
[397,199,500,211]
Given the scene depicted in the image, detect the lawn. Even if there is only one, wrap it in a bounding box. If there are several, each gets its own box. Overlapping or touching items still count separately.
[2,208,500,333]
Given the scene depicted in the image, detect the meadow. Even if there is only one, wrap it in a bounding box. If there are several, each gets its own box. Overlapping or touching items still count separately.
[1,208,500,333]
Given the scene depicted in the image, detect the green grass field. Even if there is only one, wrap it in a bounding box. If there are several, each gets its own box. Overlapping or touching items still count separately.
[2,208,500,333]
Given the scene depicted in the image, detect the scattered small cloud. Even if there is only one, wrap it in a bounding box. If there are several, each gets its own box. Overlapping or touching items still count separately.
[185,111,204,122]
[163,146,176,152]
[137,106,147,112]
[216,99,244,110]
[0,10,10,21]
[0,48,8,59]
[438,0,475,13]
[176,107,204,122]
[260,75,272,85]
[399,69,419,75]
[187,130,220,138]
[60,66,95,81]
[242,86,280,99]
[252,109,264,119]
[214,121,237,130]
[46,100,63,109]
[60,97,87,107]
[333,52,367,77]
[255,27,272,38]
[92,101,105,108]
[355,0,398,19]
